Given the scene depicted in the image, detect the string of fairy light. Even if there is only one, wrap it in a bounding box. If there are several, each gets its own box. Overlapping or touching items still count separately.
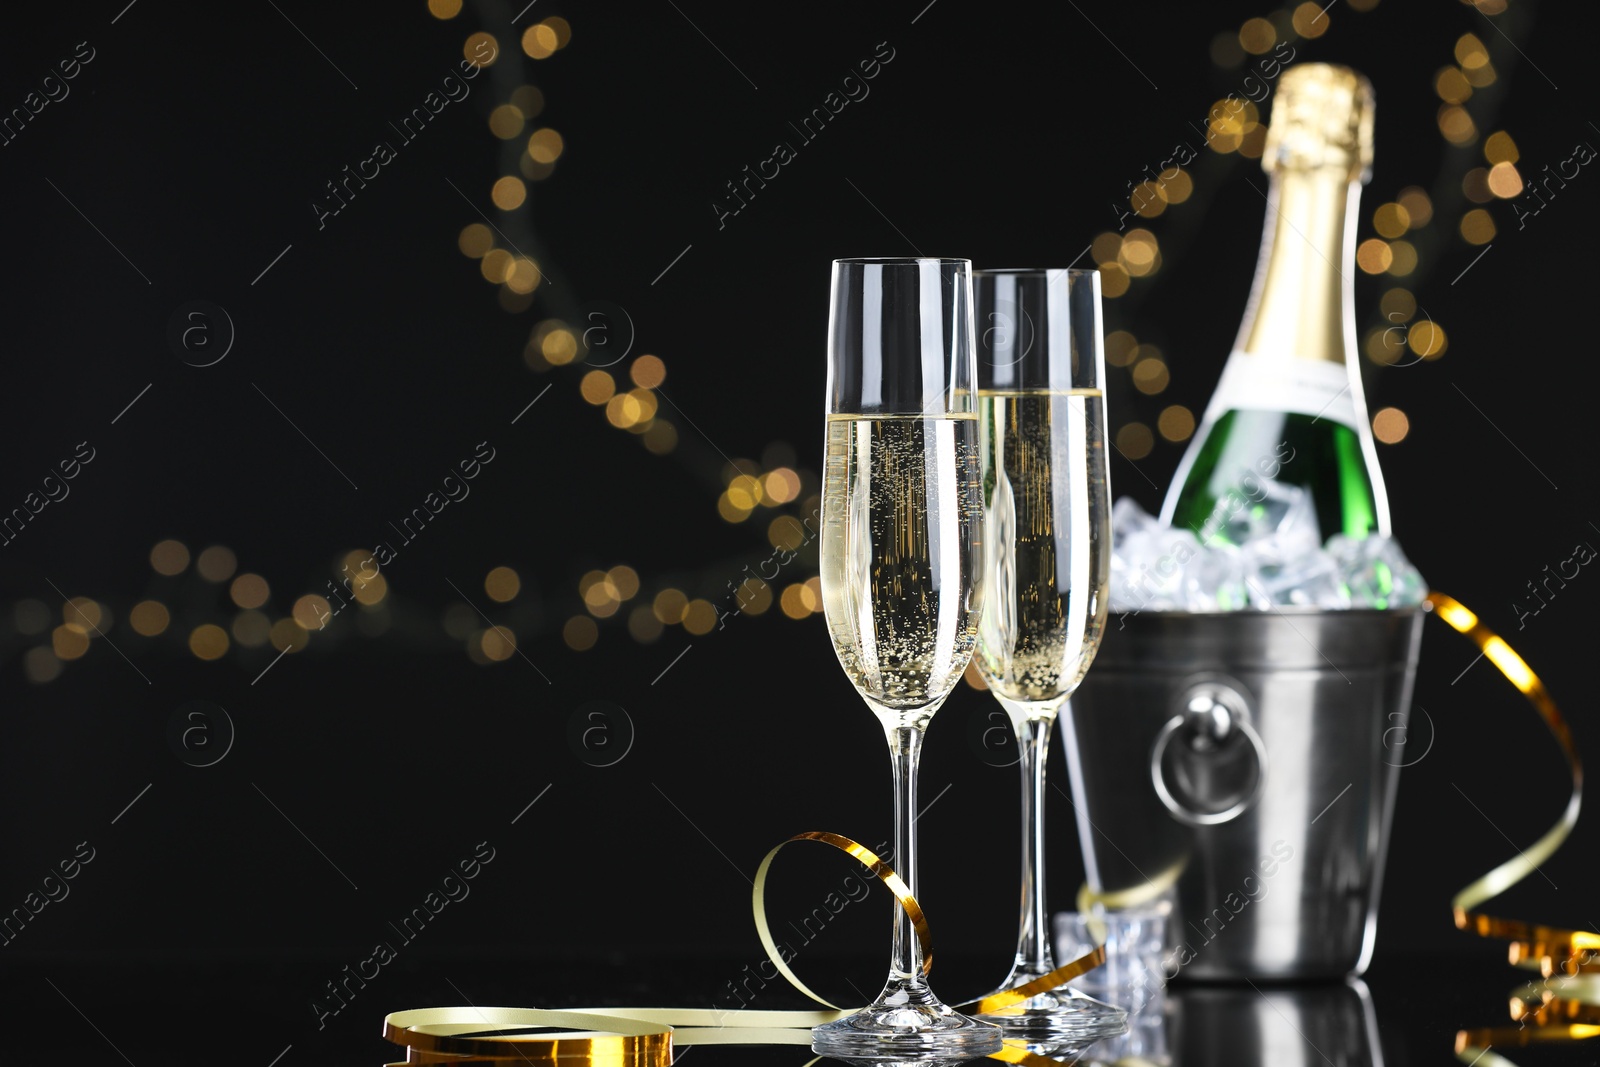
[1098,0,1522,463]
[5,0,1538,685]
[9,5,827,685]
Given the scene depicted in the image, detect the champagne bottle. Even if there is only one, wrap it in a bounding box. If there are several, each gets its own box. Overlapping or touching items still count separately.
[1162,63,1391,546]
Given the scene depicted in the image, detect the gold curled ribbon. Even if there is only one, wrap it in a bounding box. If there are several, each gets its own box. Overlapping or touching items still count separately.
[1426,592,1599,1062]
[384,831,1104,1065]
[752,831,932,1007]
[752,831,1109,1017]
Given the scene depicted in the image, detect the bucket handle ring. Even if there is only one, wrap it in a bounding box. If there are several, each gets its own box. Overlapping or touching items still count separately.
[1149,680,1268,827]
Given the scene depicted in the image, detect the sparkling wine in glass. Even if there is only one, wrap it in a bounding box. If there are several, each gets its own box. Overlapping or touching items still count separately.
[812,258,1002,1060]
[970,268,1127,1043]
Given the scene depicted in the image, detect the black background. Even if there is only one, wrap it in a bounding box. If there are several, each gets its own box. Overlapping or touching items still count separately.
[0,0,1595,1060]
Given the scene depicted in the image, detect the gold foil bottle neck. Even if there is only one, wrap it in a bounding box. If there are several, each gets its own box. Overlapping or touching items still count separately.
[1262,63,1374,181]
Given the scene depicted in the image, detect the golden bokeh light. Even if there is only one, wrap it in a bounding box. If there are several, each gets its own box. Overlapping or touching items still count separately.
[1435,66,1472,105]
[628,605,663,643]
[1460,208,1496,244]
[491,176,527,211]
[1373,202,1411,238]
[464,32,500,67]
[643,420,678,454]
[1161,168,1193,204]
[739,579,773,616]
[522,23,558,59]
[1408,320,1447,358]
[1118,229,1160,277]
[1132,357,1170,395]
[292,595,332,631]
[541,326,579,365]
[579,371,614,404]
[230,573,270,610]
[780,584,813,619]
[542,17,572,47]
[563,616,597,650]
[196,545,237,583]
[232,610,272,647]
[682,599,718,636]
[130,600,170,637]
[1115,422,1154,461]
[1396,187,1433,227]
[1291,2,1330,38]
[1487,162,1523,198]
[53,624,90,660]
[609,565,641,600]
[653,588,688,625]
[1455,33,1489,70]
[1386,240,1418,276]
[485,566,521,602]
[768,515,806,552]
[1380,288,1416,322]
[1238,17,1275,54]
[480,626,517,662]
[505,257,542,294]
[489,104,525,140]
[726,474,764,510]
[189,624,229,661]
[511,85,545,119]
[1158,405,1196,442]
[63,596,103,635]
[1132,181,1166,219]
[1105,330,1138,368]
[1372,407,1410,444]
[1484,131,1519,165]
[526,128,565,164]
[24,647,61,684]
[1437,105,1477,145]
[270,618,309,653]
[763,467,801,504]
[151,539,190,576]
[606,392,644,429]
[481,247,513,284]
[1364,327,1402,366]
[717,489,753,523]
[1462,167,1493,204]
[1091,232,1122,267]
[630,354,666,388]
[1356,238,1393,274]
[351,573,387,606]
[1098,263,1130,298]
[428,0,462,18]
[458,223,493,258]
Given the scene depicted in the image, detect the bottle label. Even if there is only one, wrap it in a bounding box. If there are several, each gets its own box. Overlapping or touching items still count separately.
[1208,350,1360,430]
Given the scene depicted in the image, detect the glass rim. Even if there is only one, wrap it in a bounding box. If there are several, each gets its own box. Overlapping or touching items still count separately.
[974,266,1098,277]
[832,256,971,267]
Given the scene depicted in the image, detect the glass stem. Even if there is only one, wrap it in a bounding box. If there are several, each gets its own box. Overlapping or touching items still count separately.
[1013,713,1056,977]
[886,723,928,987]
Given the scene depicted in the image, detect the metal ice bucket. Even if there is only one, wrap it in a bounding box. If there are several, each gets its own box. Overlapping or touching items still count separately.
[1062,606,1425,980]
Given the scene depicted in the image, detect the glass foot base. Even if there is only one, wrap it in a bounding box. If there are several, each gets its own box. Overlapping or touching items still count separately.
[812,998,1002,1059]
[974,983,1128,1043]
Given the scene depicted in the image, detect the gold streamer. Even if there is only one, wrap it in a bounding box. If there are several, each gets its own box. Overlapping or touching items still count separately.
[1426,592,1599,1063]
[383,832,1104,1065]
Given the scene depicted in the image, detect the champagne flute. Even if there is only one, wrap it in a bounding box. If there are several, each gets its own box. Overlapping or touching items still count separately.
[812,258,1002,1059]
[970,268,1126,1042]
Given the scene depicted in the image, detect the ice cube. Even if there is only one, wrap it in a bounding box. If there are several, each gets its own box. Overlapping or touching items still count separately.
[1210,479,1320,559]
[1245,547,1351,609]
[1107,492,1425,613]
[1328,534,1428,608]
[1182,546,1250,612]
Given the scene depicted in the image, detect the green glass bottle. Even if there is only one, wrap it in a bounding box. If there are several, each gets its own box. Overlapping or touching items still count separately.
[1162,63,1390,547]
